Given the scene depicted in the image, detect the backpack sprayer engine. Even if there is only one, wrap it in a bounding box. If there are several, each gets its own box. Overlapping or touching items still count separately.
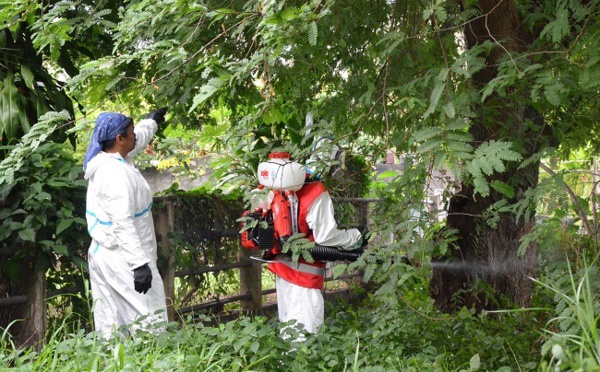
[240,152,363,262]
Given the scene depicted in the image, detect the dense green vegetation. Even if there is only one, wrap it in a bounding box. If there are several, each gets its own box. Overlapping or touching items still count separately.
[1,257,598,370]
[1,0,600,370]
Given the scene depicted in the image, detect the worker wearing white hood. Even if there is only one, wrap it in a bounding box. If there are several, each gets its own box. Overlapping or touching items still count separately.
[83,108,168,339]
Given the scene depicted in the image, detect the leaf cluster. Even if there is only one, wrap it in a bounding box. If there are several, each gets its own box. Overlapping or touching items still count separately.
[0,113,88,284]
[281,233,316,263]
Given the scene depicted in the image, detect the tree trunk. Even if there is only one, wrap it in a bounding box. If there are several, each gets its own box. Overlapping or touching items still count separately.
[430,180,538,312]
[0,253,47,350]
[430,0,544,312]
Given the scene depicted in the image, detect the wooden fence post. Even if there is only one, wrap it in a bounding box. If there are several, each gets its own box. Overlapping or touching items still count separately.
[154,197,176,322]
[356,200,369,231]
[238,246,262,313]
[354,200,369,286]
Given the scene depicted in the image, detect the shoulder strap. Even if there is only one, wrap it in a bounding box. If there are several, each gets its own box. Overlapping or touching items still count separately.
[295,181,327,238]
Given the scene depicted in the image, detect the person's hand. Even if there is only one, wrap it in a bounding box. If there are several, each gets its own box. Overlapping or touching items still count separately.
[133,264,153,294]
[146,107,168,125]
[359,227,371,248]
[348,232,365,251]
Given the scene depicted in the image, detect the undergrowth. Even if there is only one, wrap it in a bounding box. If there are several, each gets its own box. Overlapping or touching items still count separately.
[1,259,597,371]
[0,289,545,371]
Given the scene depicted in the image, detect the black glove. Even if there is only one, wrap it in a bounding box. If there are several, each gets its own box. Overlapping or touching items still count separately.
[146,107,168,125]
[133,264,153,294]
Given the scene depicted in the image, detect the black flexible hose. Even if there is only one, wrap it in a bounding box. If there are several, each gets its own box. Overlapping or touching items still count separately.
[310,245,363,262]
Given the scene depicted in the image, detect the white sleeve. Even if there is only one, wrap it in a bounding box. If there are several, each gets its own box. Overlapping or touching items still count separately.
[126,118,158,161]
[306,192,361,249]
[97,165,150,269]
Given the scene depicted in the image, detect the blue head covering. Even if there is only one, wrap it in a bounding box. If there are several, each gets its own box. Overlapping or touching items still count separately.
[83,112,132,171]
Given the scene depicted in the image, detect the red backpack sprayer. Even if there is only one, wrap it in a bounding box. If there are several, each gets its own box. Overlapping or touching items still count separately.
[240,152,364,263]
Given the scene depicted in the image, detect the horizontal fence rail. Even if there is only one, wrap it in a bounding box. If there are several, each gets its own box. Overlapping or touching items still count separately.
[0,295,27,307]
[176,261,252,278]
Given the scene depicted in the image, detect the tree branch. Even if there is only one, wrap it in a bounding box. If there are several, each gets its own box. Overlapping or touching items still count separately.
[540,162,594,235]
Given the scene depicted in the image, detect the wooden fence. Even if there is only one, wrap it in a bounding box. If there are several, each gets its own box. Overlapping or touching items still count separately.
[154,196,373,321]
[0,196,375,348]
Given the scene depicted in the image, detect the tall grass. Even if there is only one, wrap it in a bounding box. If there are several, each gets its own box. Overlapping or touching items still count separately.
[536,257,600,371]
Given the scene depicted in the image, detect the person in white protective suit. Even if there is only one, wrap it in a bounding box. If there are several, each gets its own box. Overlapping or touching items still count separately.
[265,152,363,341]
[83,108,168,339]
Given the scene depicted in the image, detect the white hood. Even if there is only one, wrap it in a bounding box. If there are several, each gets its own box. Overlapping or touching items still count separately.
[84,152,123,180]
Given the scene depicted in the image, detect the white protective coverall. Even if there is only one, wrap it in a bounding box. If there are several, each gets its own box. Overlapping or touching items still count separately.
[275,189,361,337]
[84,118,167,338]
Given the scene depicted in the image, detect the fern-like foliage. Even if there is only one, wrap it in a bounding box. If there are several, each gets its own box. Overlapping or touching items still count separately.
[281,233,316,263]
[307,21,318,46]
[539,4,573,45]
[465,140,522,197]
[415,124,522,202]
[0,110,71,200]
[416,120,473,153]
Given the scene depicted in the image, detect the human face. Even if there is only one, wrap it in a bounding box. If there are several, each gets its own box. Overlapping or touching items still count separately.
[118,123,136,154]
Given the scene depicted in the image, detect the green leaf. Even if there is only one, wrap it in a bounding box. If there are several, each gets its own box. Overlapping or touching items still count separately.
[1,72,20,139]
[469,353,481,371]
[72,255,87,269]
[544,83,565,106]
[423,82,444,119]
[442,102,455,119]
[490,180,514,198]
[52,244,69,256]
[116,342,125,369]
[466,140,523,197]
[38,240,55,247]
[18,227,36,242]
[363,264,375,282]
[473,176,490,197]
[414,126,443,142]
[23,214,36,228]
[56,219,73,235]
[207,8,235,24]
[481,75,508,101]
[60,207,73,218]
[331,264,347,279]
[417,138,443,154]
[35,192,52,201]
[46,179,69,187]
[20,65,35,90]
[18,106,31,133]
[189,78,226,113]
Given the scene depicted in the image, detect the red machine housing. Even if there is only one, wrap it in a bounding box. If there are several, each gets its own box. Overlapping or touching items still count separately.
[240,190,294,259]
[270,190,292,241]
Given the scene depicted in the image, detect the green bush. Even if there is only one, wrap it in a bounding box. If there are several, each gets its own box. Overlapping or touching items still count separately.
[0,115,89,336]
